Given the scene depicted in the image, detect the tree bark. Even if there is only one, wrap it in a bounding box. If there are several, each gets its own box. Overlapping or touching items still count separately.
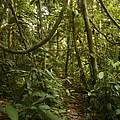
[37,0,42,40]
[81,0,98,86]
[71,11,87,88]
[65,36,70,78]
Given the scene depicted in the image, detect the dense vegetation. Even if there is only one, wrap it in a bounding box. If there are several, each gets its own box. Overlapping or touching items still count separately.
[0,0,120,120]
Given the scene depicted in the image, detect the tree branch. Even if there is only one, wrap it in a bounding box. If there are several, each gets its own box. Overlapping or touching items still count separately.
[0,0,68,54]
[98,0,120,29]
[90,19,120,46]
[8,0,27,48]
[81,0,98,86]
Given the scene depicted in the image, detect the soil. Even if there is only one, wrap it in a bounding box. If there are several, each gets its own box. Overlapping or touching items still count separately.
[66,86,88,120]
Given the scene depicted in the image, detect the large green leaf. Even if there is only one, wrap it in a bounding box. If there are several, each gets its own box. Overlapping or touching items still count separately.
[39,109,59,120]
[116,109,120,115]
[39,104,50,110]
[98,72,104,79]
[5,104,19,120]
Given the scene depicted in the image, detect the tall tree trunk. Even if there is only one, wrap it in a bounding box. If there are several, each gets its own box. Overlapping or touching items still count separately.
[56,32,59,57]
[37,0,42,40]
[69,0,74,78]
[8,27,13,48]
[65,36,70,78]
[71,11,87,88]
[64,1,72,78]
[81,0,98,86]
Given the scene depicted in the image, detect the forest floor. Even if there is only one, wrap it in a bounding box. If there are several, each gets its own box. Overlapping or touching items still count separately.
[67,93,86,120]
[65,84,88,120]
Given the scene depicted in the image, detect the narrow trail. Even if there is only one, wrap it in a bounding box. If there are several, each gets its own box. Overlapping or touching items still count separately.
[67,93,86,120]
[66,85,88,120]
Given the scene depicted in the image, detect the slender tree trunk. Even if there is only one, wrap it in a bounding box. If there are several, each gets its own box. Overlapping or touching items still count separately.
[8,27,13,48]
[71,11,87,88]
[65,36,70,78]
[8,6,13,48]
[64,1,72,78]
[69,0,74,78]
[37,0,42,40]
[56,32,59,57]
[81,0,98,86]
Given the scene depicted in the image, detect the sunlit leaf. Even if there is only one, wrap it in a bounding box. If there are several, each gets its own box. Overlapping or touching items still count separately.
[66,89,70,96]
[116,109,120,115]
[30,0,36,5]
[98,72,104,79]
[114,84,120,91]
[5,104,19,120]
[45,69,55,79]
[88,92,91,96]
[39,104,50,110]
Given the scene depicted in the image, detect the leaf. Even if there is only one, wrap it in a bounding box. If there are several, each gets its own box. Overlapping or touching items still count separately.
[45,69,54,80]
[66,89,70,96]
[114,84,120,91]
[5,104,19,120]
[30,106,37,110]
[107,103,112,110]
[90,53,95,58]
[32,91,47,97]
[108,82,116,85]
[39,104,50,110]
[32,98,45,105]
[30,0,36,5]
[116,109,120,115]
[43,110,58,120]
[98,72,104,79]
[88,92,91,96]
[38,108,59,120]
[113,61,120,68]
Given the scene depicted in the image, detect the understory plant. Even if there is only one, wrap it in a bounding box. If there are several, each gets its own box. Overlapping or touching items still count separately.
[0,61,67,120]
[16,69,67,120]
[87,60,120,120]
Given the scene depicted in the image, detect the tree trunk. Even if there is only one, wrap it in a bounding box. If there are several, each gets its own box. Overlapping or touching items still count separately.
[81,0,98,86]
[65,36,70,78]
[71,11,87,88]
[8,27,13,48]
[37,0,42,40]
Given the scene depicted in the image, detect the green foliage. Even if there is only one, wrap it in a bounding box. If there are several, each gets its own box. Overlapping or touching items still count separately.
[0,57,67,119]
[12,68,67,120]
[0,0,120,119]
[87,60,120,120]
[5,104,19,120]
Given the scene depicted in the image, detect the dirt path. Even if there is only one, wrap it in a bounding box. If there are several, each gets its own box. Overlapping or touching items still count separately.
[67,92,87,120]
